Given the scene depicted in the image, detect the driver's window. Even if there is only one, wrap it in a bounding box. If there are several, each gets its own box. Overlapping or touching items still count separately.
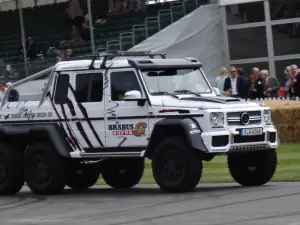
[110,71,142,101]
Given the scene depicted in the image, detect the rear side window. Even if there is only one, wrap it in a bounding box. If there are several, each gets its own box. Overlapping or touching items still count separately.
[76,73,103,102]
[54,74,70,104]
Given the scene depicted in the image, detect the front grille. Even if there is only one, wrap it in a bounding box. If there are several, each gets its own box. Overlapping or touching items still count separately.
[233,134,265,143]
[227,111,261,126]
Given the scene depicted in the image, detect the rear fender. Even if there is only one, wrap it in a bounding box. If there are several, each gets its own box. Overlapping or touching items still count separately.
[0,124,72,158]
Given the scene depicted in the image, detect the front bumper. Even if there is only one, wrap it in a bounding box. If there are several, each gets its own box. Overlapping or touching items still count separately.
[201,126,279,153]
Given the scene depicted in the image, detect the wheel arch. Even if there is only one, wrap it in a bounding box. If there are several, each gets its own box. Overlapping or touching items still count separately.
[0,123,72,158]
[145,118,208,159]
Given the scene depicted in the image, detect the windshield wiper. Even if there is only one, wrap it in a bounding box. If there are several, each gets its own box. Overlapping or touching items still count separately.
[174,89,202,97]
[151,91,179,99]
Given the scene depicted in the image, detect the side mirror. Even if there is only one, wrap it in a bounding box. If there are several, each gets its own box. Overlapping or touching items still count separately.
[213,87,221,96]
[124,90,143,100]
[124,90,147,106]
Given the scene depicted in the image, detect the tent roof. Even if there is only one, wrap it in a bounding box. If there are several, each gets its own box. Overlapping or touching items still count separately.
[218,0,263,6]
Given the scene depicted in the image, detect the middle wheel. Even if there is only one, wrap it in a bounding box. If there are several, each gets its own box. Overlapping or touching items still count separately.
[67,163,101,190]
[101,158,144,189]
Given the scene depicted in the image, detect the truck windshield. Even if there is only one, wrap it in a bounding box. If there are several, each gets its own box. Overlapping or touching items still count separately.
[140,68,212,95]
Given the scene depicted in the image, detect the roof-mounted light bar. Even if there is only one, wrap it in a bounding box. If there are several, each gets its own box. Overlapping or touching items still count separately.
[118,51,152,56]
[98,51,166,58]
[97,51,167,69]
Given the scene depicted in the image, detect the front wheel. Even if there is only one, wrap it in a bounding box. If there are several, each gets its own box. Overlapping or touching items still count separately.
[152,136,202,193]
[101,159,144,189]
[227,149,277,186]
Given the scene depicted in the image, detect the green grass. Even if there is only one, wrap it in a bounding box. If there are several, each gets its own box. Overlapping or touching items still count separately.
[97,144,300,184]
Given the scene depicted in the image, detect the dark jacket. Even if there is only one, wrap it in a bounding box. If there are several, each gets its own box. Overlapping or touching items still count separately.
[8,89,19,102]
[293,72,300,97]
[265,76,280,98]
[223,76,249,98]
[253,77,266,99]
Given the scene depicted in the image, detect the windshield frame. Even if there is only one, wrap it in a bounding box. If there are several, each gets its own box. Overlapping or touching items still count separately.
[138,67,214,96]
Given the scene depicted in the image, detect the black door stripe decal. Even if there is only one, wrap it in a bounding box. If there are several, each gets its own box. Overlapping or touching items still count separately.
[60,104,82,150]
[76,122,94,148]
[48,93,76,151]
[66,98,76,116]
[68,84,104,147]
[66,98,96,149]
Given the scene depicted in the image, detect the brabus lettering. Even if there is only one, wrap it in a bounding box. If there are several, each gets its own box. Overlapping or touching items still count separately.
[109,122,147,136]
[108,124,134,131]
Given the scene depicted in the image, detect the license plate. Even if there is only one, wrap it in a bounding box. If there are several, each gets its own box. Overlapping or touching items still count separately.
[240,128,263,136]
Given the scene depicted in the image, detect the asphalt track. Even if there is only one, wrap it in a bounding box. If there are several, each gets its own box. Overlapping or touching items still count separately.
[1,182,300,225]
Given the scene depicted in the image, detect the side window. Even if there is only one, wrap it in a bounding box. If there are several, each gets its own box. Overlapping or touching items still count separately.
[110,71,142,101]
[76,73,103,102]
[54,74,70,104]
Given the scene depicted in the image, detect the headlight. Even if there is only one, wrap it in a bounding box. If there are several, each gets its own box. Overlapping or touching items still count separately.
[209,112,224,128]
[263,109,271,124]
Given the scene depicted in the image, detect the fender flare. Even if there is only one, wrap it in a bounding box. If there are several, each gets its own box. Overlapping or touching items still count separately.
[0,124,72,158]
[145,117,208,158]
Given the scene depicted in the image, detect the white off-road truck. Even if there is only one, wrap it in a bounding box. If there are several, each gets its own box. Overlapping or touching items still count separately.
[0,52,279,195]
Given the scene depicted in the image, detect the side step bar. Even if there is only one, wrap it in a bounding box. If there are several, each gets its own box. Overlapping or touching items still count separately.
[70,150,145,159]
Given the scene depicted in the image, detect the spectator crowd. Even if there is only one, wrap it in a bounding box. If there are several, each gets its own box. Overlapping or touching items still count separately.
[17,0,148,64]
[0,81,19,102]
[215,64,300,99]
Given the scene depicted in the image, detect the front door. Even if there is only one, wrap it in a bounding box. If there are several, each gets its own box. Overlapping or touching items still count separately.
[105,68,149,149]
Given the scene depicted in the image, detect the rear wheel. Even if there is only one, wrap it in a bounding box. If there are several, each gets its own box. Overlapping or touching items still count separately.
[101,159,144,189]
[24,142,69,195]
[67,163,100,190]
[228,149,277,186]
[152,136,202,193]
[0,143,24,195]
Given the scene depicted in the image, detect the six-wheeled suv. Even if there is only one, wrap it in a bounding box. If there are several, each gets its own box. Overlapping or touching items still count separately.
[0,51,279,195]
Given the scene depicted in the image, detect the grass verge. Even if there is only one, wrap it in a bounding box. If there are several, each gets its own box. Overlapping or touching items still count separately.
[97,143,300,184]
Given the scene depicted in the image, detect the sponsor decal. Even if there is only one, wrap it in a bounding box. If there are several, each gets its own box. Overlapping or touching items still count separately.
[190,129,200,134]
[1,106,53,120]
[189,122,197,130]
[133,122,147,137]
[109,122,147,136]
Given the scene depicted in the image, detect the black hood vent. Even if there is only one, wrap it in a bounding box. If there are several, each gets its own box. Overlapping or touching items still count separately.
[179,96,242,104]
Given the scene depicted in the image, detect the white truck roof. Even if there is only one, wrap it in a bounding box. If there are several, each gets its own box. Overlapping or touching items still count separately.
[55,58,202,71]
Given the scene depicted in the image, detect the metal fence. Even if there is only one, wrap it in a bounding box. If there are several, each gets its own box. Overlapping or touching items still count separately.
[0,0,207,82]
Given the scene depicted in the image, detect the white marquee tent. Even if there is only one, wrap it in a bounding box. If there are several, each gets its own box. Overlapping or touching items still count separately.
[218,0,263,6]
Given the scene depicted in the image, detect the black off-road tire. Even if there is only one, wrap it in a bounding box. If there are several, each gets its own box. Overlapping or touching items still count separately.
[227,149,277,186]
[24,142,69,195]
[0,143,24,195]
[152,136,202,193]
[67,163,100,190]
[101,159,144,189]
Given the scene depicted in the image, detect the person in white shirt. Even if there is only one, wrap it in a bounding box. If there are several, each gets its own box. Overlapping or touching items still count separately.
[223,66,248,98]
